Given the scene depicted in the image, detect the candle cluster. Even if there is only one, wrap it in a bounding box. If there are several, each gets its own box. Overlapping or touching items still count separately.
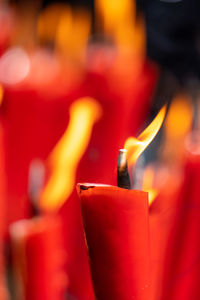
[0,1,198,300]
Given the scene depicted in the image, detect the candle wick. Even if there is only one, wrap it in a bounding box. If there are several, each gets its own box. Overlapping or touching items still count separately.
[117,149,131,189]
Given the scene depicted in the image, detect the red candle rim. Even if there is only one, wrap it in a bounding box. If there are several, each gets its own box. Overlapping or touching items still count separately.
[77,182,148,196]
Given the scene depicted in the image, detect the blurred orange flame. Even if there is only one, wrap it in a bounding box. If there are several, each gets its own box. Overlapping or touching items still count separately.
[95,0,145,53]
[37,4,91,59]
[96,0,134,33]
[142,165,158,205]
[124,105,166,166]
[40,97,102,212]
[37,4,67,44]
[165,95,193,140]
[56,8,91,58]
[162,96,193,164]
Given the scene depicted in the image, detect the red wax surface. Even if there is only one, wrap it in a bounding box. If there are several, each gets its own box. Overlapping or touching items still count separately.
[10,215,67,300]
[160,152,200,300]
[77,184,150,300]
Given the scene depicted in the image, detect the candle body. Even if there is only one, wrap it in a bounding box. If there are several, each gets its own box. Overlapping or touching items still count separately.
[77,184,150,300]
[160,153,200,300]
[10,215,67,300]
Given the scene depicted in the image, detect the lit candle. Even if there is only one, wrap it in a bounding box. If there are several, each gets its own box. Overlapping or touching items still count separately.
[39,97,102,300]
[148,97,193,300]
[77,106,166,300]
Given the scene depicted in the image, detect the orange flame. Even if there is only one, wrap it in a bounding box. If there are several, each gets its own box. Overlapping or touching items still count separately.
[40,97,102,212]
[165,95,193,140]
[95,0,145,53]
[37,4,68,44]
[161,95,193,164]
[55,8,91,58]
[142,165,158,205]
[96,0,134,34]
[37,4,91,59]
[124,105,166,166]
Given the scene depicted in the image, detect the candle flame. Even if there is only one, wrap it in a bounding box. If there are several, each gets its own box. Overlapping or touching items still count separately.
[37,4,67,44]
[56,8,91,58]
[96,0,134,34]
[95,0,145,53]
[165,95,193,140]
[124,105,166,166]
[161,96,193,164]
[37,4,91,59]
[40,97,102,212]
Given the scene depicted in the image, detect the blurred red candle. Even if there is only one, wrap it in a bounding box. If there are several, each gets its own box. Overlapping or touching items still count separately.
[148,97,193,300]
[160,133,200,300]
[10,215,67,300]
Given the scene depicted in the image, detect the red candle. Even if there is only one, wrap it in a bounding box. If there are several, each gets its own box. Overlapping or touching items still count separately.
[160,135,200,300]
[147,96,193,299]
[77,183,150,300]
[76,105,166,300]
[10,215,67,300]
